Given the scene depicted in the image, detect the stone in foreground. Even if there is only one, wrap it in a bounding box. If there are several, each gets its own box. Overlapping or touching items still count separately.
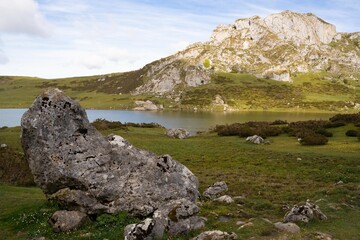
[21,89,198,217]
[48,210,89,232]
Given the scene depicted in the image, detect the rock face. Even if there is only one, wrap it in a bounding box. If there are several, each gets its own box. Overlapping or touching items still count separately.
[48,210,89,232]
[130,10,359,95]
[284,200,327,223]
[166,128,190,139]
[21,89,198,217]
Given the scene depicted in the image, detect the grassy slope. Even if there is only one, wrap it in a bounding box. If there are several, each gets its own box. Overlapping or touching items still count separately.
[0,124,359,239]
[0,71,359,112]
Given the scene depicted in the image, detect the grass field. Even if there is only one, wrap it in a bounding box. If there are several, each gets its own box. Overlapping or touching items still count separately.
[0,121,359,239]
[0,71,359,112]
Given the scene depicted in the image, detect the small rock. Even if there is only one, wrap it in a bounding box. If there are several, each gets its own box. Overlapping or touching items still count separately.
[245,135,265,144]
[203,181,228,199]
[238,222,253,229]
[124,218,155,240]
[48,210,89,233]
[0,143,7,148]
[214,195,234,204]
[192,230,238,240]
[335,180,344,185]
[284,200,327,223]
[274,222,300,234]
[297,157,302,161]
[236,221,246,226]
[312,231,333,240]
[166,128,190,139]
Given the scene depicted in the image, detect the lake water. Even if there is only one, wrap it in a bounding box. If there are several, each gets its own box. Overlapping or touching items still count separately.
[0,109,335,133]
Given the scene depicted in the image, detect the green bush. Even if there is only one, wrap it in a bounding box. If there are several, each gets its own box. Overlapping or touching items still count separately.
[214,122,283,137]
[345,129,359,137]
[299,132,328,146]
[315,128,333,137]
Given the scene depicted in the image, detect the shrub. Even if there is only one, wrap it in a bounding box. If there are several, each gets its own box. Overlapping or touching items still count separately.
[329,113,360,124]
[315,128,333,137]
[270,120,288,125]
[324,121,345,128]
[299,132,328,146]
[92,119,163,130]
[345,129,359,137]
[214,122,283,137]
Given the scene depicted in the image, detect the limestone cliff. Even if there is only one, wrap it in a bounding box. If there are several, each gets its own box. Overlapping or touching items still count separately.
[133,11,359,95]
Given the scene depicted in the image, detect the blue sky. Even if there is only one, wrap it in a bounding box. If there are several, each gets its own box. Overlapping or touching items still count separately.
[0,0,359,78]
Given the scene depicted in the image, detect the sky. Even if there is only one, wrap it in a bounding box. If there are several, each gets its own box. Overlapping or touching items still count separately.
[0,0,359,79]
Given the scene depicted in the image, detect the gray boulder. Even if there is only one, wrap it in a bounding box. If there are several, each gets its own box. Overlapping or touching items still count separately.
[0,143,7,148]
[274,222,300,234]
[284,200,327,223]
[48,210,89,232]
[203,181,228,199]
[192,230,238,240]
[21,89,199,217]
[214,195,234,204]
[166,128,190,139]
[245,135,265,144]
[124,199,205,239]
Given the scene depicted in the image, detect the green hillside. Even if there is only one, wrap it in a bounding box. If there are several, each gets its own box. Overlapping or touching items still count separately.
[0,71,359,112]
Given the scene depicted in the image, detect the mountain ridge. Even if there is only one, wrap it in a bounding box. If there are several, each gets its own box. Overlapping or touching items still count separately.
[132,10,359,95]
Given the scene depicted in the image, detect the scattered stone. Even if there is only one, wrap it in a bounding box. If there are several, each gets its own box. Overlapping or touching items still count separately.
[31,237,46,240]
[166,128,190,139]
[203,181,228,199]
[274,222,300,234]
[236,221,246,226]
[313,232,333,240]
[214,195,234,204]
[335,180,344,185]
[21,89,199,220]
[133,100,158,111]
[192,230,238,240]
[48,210,89,233]
[245,135,265,144]
[0,143,7,148]
[284,200,327,223]
[297,157,302,161]
[238,222,254,229]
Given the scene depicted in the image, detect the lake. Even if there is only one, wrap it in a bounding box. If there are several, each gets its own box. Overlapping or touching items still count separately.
[0,109,335,133]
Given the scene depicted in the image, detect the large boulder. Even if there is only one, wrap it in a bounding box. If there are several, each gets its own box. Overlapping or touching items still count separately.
[21,89,199,217]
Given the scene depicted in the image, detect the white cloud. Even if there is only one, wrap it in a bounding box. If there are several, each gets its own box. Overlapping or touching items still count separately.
[0,0,50,36]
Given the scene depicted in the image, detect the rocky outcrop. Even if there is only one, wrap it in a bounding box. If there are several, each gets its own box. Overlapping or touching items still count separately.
[21,89,199,219]
[203,181,228,199]
[48,210,89,232]
[133,100,160,111]
[131,11,359,94]
[284,200,327,223]
[166,128,190,139]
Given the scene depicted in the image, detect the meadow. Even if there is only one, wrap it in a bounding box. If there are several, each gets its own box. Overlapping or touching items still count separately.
[0,117,359,239]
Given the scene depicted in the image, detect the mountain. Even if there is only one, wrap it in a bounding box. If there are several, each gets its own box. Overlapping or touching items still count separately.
[133,10,359,95]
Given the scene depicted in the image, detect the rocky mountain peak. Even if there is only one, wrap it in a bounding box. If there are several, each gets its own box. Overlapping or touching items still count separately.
[132,11,359,95]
